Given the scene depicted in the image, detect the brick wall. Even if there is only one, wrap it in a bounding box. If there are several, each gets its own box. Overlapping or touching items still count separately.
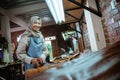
[100,0,120,46]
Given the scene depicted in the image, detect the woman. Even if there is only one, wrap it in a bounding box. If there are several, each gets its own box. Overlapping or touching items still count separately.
[16,16,49,70]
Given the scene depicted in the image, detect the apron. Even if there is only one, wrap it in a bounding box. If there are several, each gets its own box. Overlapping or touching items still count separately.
[24,36,43,70]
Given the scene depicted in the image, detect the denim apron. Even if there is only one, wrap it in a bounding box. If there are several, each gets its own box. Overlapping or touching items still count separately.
[24,36,43,70]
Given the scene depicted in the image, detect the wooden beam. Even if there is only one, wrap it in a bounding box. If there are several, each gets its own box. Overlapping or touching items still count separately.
[9,15,27,28]
[5,0,45,9]
[81,0,84,4]
[68,0,102,17]
[7,3,47,15]
[95,0,101,13]
[65,11,80,20]
[65,7,82,11]
[10,26,26,32]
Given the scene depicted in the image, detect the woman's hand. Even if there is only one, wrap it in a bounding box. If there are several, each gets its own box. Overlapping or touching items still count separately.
[37,58,45,64]
[31,58,45,67]
[31,58,39,67]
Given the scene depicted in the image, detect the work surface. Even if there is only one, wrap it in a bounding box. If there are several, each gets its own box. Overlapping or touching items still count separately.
[27,42,120,80]
[25,52,80,79]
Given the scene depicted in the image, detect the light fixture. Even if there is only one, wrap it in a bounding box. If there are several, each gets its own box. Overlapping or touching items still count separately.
[45,0,65,24]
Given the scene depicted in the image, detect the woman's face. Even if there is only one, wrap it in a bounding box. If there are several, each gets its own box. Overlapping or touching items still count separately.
[32,19,41,32]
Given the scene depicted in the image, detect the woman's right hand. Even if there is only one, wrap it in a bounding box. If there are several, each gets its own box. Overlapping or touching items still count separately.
[31,58,40,67]
[31,58,44,67]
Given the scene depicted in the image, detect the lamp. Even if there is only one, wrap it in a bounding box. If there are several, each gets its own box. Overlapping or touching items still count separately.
[45,0,65,24]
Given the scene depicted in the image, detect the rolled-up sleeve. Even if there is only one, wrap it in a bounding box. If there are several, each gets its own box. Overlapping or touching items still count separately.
[16,36,33,64]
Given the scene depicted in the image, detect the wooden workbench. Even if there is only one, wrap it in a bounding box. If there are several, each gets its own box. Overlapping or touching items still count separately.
[25,52,80,79]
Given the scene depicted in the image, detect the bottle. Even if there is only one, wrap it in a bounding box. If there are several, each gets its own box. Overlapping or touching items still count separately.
[3,49,10,63]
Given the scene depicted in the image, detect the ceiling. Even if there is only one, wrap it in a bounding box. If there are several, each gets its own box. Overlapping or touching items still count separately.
[0,0,87,29]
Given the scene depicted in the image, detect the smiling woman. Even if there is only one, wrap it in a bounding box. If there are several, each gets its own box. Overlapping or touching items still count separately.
[31,19,42,32]
[16,16,50,72]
